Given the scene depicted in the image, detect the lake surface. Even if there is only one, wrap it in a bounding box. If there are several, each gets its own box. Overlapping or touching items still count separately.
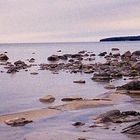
[1,41,140,140]
[0,41,140,115]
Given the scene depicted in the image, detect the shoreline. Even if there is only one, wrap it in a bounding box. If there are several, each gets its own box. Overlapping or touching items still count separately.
[0,99,112,123]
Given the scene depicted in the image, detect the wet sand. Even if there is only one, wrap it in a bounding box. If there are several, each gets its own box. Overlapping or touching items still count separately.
[0,99,112,123]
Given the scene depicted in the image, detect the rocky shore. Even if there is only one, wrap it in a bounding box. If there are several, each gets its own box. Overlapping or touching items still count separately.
[1,48,140,139]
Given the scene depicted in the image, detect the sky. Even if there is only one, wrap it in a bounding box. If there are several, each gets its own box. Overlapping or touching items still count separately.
[0,0,140,43]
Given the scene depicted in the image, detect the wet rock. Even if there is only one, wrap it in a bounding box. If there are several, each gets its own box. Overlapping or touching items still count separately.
[7,67,16,73]
[117,80,140,91]
[98,52,107,56]
[71,54,82,59]
[47,55,59,61]
[94,110,121,123]
[61,96,83,101]
[112,48,119,51]
[132,50,140,56]
[14,60,26,66]
[90,53,96,57]
[68,59,74,63]
[78,50,86,54]
[94,110,140,124]
[78,138,86,140]
[73,80,86,84]
[30,72,38,75]
[39,95,55,103]
[83,69,94,74]
[0,54,9,61]
[121,51,131,59]
[4,117,33,127]
[72,122,85,127]
[132,62,140,70]
[121,121,140,134]
[104,84,115,89]
[7,60,29,73]
[113,53,120,57]
[92,73,112,82]
[58,55,68,60]
[28,58,35,63]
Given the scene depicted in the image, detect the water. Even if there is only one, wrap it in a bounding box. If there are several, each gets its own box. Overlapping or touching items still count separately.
[0,41,140,140]
[0,41,140,115]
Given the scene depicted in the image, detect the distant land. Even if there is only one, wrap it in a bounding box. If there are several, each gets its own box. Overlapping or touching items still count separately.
[100,35,140,42]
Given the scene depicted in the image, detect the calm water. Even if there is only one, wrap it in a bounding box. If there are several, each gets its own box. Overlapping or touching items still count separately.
[1,41,140,140]
[0,41,140,115]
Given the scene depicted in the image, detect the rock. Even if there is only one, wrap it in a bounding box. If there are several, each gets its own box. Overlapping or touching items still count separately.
[61,96,83,101]
[117,80,140,91]
[29,58,35,63]
[98,52,107,56]
[30,72,38,75]
[113,53,120,57]
[94,110,140,124]
[112,48,119,51]
[72,122,85,127]
[78,50,86,54]
[57,50,61,52]
[83,69,94,74]
[0,54,9,61]
[58,55,68,60]
[132,50,140,56]
[92,73,112,82]
[104,84,115,89]
[71,54,82,59]
[73,80,86,84]
[4,117,33,127]
[14,60,27,66]
[132,62,140,70]
[90,53,96,57]
[121,51,131,59]
[121,121,140,134]
[47,55,59,61]
[94,110,121,123]
[68,59,74,63]
[39,95,55,103]
[78,138,86,140]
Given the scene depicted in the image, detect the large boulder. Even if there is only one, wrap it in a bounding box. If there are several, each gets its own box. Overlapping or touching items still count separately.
[0,54,9,61]
[117,80,140,90]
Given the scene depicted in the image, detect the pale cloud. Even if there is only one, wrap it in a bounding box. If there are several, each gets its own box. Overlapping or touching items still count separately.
[0,0,140,42]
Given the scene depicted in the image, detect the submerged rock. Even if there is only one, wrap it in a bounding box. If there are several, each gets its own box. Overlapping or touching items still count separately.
[39,95,55,103]
[4,117,33,127]
[61,96,83,101]
[104,84,115,89]
[72,122,85,127]
[73,80,86,84]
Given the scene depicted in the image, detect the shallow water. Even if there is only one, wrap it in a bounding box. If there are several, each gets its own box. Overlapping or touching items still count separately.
[0,41,140,115]
[0,41,140,140]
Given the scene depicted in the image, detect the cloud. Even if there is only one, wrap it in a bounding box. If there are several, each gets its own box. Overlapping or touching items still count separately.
[0,0,140,42]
